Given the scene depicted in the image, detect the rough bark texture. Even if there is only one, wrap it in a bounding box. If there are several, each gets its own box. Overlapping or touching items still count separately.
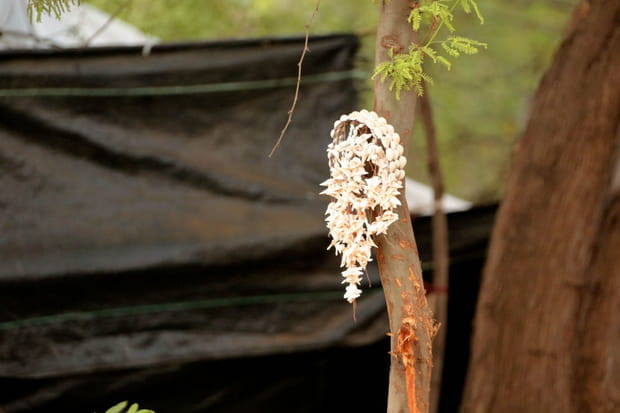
[462,1,620,412]
[420,88,449,413]
[374,1,435,412]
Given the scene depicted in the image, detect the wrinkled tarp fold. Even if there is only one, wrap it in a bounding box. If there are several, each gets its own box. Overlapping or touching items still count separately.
[0,35,387,379]
[0,34,495,413]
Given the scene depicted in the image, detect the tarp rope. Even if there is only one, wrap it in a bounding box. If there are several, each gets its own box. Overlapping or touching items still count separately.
[0,252,485,331]
[0,70,367,97]
[0,290,354,331]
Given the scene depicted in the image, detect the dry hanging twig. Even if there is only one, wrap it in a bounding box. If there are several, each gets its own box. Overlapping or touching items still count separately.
[83,0,132,47]
[268,0,321,157]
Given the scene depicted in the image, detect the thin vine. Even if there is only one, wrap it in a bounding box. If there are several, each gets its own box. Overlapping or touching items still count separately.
[373,0,486,98]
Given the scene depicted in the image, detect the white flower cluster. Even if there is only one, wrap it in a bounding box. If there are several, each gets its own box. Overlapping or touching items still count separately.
[321,110,407,303]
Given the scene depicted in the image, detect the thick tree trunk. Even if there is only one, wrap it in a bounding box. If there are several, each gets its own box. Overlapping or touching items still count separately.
[374,1,435,412]
[462,1,620,412]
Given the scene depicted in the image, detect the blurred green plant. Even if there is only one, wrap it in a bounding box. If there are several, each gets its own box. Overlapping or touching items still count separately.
[100,400,155,413]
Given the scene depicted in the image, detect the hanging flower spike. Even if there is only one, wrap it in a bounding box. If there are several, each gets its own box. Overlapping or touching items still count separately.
[321,110,407,303]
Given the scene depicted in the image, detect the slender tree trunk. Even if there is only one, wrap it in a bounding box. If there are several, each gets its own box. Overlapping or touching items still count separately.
[374,1,436,412]
[462,1,620,412]
[420,87,450,413]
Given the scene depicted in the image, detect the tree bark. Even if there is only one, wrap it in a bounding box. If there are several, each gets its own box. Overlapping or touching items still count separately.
[374,1,435,412]
[419,86,450,413]
[462,1,620,412]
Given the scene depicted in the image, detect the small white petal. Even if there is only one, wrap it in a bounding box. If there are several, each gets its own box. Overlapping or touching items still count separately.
[398,156,407,168]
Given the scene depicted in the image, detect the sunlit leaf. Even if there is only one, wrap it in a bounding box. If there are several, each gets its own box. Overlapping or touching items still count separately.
[105,401,128,413]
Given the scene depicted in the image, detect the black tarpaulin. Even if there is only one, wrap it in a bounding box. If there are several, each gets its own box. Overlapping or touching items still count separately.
[0,35,361,281]
[0,35,395,380]
[0,34,496,413]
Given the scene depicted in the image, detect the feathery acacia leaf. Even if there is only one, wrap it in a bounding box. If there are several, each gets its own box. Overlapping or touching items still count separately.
[104,401,128,413]
[410,1,456,33]
[27,0,80,22]
[446,36,487,55]
[436,55,452,70]
[101,401,156,413]
[373,0,486,97]
[460,0,485,24]
[408,8,424,32]
[421,46,437,60]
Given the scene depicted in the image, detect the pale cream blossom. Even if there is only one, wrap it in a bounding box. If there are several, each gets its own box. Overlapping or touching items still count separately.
[321,110,407,303]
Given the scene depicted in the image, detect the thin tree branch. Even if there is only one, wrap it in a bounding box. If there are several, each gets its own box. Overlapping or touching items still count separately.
[374,1,436,412]
[82,0,132,47]
[268,0,321,158]
[419,80,450,413]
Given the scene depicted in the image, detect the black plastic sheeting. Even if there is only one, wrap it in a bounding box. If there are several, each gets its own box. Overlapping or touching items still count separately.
[0,205,495,413]
[0,34,496,412]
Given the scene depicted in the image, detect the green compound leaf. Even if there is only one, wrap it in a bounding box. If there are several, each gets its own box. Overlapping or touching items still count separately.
[408,8,424,32]
[100,401,156,413]
[460,0,485,24]
[445,36,488,55]
[421,46,437,60]
[104,401,128,413]
[436,55,452,70]
[377,0,485,98]
[441,41,460,57]
[409,1,456,33]
[373,48,431,99]
[430,1,455,31]
[27,0,80,22]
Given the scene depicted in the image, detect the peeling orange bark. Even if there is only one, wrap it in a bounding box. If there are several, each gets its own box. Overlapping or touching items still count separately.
[399,319,419,413]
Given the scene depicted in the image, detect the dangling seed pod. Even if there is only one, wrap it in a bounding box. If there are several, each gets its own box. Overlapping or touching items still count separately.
[320,110,407,303]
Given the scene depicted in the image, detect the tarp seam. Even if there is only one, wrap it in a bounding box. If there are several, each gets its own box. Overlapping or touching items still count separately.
[0,70,367,97]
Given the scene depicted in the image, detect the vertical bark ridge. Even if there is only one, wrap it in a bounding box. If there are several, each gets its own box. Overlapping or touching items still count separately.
[462,1,620,412]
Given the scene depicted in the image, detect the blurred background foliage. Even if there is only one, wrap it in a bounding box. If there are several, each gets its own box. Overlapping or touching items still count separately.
[87,0,579,203]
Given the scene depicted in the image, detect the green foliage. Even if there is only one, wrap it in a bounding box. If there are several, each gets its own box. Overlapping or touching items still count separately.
[27,0,80,22]
[409,1,455,33]
[460,0,484,24]
[375,47,433,98]
[441,36,487,57]
[373,0,486,98]
[100,401,155,413]
[421,45,452,70]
